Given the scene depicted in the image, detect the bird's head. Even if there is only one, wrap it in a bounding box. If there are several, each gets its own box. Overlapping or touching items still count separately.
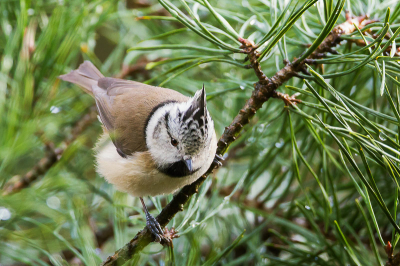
[145,86,214,177]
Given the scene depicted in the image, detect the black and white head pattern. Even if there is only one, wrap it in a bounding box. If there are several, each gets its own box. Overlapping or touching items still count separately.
[177,85,209,155]
[146,85,214,178]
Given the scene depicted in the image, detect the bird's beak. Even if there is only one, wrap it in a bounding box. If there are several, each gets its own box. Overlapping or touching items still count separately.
[183,158,193,172]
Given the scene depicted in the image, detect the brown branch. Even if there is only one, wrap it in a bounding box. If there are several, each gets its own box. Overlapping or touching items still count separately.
[2,107,98,196]
[2,144,60,196]
[100,14,374,266]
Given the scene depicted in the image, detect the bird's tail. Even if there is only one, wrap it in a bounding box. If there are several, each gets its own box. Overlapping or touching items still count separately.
[58,61,104,95]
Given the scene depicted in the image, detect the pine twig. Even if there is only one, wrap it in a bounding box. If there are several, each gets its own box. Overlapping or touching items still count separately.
[100,14,374,266]
[385,242,400,266]
[2,107,98,196]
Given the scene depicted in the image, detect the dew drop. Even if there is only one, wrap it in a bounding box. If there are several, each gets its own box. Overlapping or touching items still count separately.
[88,39,96,49]
[248,137,255,143]
[2,55,13,72]
[305,205,311,210]
[4,23,12,36]
[96,5,103,14]
[275,138,284,148]
[379,131,387,141]
[0,207,11,220]
[50,106,61,114]
[257,124,265,133]
[350,86,356,96]
[190,220,199,228]
[47,196,61,209]
[329,196,334,207]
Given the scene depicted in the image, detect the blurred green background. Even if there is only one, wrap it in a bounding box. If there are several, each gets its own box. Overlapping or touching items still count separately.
[1,0,400,265]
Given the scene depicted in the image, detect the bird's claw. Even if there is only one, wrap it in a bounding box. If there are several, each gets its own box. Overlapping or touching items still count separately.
[213,154,224,167]
[145,213,165,243]
[145,213,179,247]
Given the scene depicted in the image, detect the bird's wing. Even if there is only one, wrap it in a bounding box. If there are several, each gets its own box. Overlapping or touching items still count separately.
[92,78,189,157]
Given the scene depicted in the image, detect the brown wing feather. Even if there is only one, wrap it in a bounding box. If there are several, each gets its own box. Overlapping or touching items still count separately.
[94,78,189,155]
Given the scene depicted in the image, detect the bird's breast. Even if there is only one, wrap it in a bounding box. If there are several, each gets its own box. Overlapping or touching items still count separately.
[94,136,205,197]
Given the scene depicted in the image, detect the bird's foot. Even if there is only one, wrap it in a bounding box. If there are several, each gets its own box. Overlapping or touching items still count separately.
[145,212,165,243]
[145,213,178,247]
[213,154,224,167]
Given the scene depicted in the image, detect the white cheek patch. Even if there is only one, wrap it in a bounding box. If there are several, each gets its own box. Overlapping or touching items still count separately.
[146,103,186,165]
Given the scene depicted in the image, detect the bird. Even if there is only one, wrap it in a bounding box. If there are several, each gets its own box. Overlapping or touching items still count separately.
[59,61,222,244]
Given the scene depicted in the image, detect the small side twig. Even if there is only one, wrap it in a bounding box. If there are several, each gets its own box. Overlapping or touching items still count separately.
[386,242,400,266]
[271,91,301,106]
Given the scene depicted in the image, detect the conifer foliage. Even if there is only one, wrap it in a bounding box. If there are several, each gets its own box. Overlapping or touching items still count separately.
[1,0,400,265]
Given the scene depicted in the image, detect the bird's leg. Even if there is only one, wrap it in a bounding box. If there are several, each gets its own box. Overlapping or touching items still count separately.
[139,197,173,246]
[213,154,224,167]
[140,197,164,242]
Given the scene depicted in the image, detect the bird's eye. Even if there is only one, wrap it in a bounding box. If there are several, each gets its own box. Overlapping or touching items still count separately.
[171,138,179,147]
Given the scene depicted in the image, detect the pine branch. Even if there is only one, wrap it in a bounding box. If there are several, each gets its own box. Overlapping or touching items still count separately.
[100,14,374,266]
[2,107,98,196]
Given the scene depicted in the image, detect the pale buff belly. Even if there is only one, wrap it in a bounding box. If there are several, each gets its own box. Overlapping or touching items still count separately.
[94,134,216,197]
